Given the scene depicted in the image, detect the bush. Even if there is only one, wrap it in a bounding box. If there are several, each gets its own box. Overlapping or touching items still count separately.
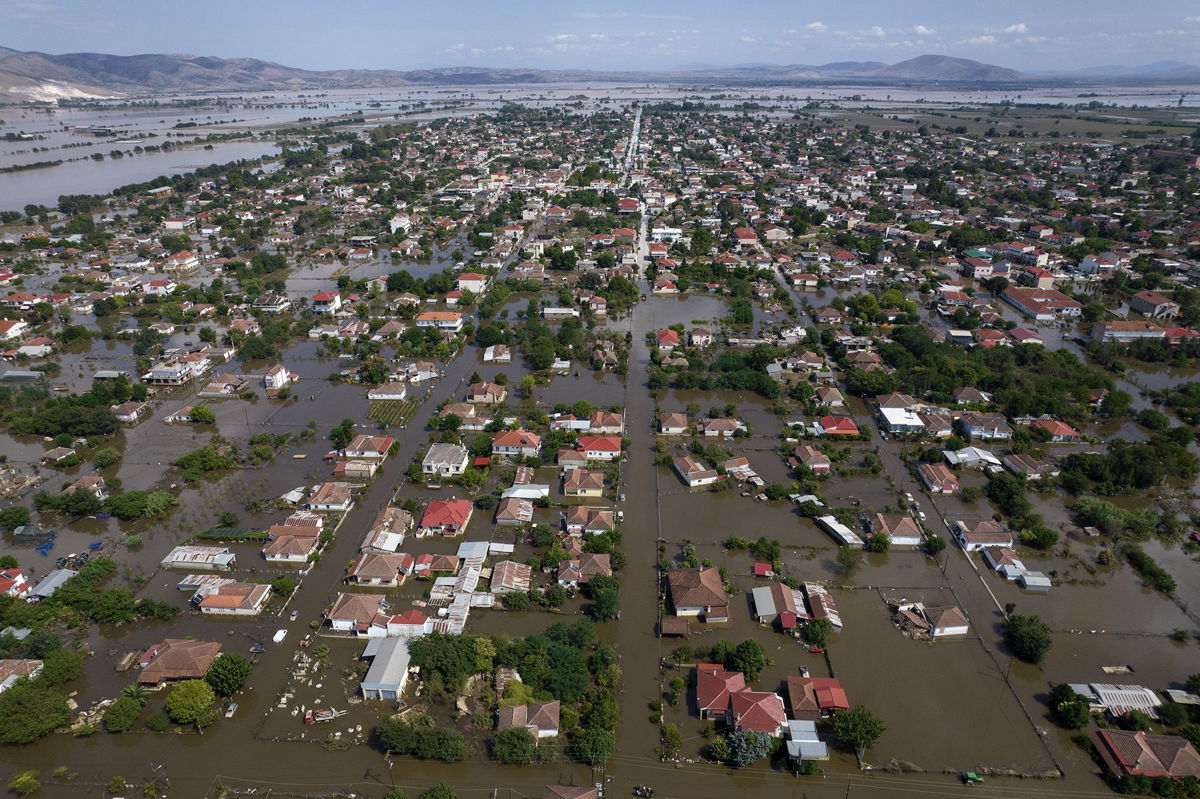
[205,653,252,696]
[0,683,70,744]
[1020,523,1060,550]
[102,696,142,733]
[165,680,215,725]
[8,771,39,796]
[569,727,615,764]
[1125,547,1176,593]
[0,505,31,530]
[502,591,529,610]
[1047,683,1091,729]
[1005,614,1052,664]
[93,448,122,468]
[727,729,773,767]
[145,711,170,732]
[491,727,538,764]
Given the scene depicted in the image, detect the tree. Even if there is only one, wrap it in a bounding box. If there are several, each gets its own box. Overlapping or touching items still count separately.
[726,729,772,768]
[102,696,142,732]
[804,617,834,648]
[926,534,946,557]
[205,653,252,696]
[586,574,620,621]
[93,448,121,468]
[165,679,215,726]
[0,505,30,530]
[1005,614,1052,664]
[0,682,70,744]
[570,727,615,764]
[832,705,886,759]
[419,785,456,799]
[8,771,39,796]
[661,722,682,758]
[726,639,768,681]
[1047,683,1091,729]
[519,375,536,399]
[329,418,356,449]
[190,404,216,424]
[491,727,538,764]
[865,532,891,553]
[37,647,85,686]
[836,547,861,578]
[1187,673,1200,695]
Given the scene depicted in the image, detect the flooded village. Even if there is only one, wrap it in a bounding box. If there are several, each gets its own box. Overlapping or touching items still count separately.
[0,87,1199,799]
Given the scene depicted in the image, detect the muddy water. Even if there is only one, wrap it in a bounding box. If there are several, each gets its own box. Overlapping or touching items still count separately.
[4,277,1198,797]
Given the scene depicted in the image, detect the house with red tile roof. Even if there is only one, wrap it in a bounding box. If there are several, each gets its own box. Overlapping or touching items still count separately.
[695,664,746,718]
[1031,419,1082,442]
[729,690,788,736]
[417,499,473,537]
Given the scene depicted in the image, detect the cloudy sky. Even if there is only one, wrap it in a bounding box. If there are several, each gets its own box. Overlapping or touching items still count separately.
[2,0,1197,72]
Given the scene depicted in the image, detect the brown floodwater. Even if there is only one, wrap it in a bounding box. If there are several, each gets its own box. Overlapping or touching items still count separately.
[3,281,1198,799]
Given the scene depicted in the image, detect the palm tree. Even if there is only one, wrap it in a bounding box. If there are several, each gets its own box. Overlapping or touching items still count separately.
[121,683,148,705]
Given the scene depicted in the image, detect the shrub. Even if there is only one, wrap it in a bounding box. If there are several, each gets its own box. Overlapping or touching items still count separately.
[165,680,215,725]
[102,696,142,733]
[1047,683,1090,729]
[8,771,39,796]
[205,653,252,696]
[1005,614,1052,664]
[145,711,170,732]
[1125,547,1176,593]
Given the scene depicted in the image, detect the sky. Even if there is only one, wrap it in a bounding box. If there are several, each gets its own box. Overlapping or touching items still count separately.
[2,0,1198,72]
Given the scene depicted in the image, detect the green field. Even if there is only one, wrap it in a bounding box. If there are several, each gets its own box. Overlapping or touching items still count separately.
[368,398,420,426]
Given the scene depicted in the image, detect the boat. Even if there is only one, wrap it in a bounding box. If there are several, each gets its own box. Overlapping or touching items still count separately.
[272,629,287,643]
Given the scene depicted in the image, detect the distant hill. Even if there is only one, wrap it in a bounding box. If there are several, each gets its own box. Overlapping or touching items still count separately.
[869,55,1025,82]
[1,45,1142,103]
[1036,60,1200,80]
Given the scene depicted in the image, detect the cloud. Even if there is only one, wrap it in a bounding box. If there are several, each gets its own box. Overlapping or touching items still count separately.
[588,33,607,41]
[912,25,936,35]
[1186,16,1200,22]
[991,23,1028,34]
[964,35,997,45]
[804,21,828,32]
[869,25,886,37]
[739,35,756,43]
[549,34,577,42]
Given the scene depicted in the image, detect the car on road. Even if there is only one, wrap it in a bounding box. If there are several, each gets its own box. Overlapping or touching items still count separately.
[904,492,914,503]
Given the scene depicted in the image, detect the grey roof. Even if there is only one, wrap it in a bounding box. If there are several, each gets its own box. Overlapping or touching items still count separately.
[361,638,411,691]
[29,569,78,599]
[751,585,777,618]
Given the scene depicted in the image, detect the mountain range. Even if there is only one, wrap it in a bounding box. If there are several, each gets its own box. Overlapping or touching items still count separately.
[0,46,1196,103]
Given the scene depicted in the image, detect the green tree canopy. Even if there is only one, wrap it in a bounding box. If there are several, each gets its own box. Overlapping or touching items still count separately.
[1047,683,1091,729]
[1005,614,1052,664]
[102,695,142,732]
[832,705,886,758]
[205,653,252,696]
[164,679,215,725]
